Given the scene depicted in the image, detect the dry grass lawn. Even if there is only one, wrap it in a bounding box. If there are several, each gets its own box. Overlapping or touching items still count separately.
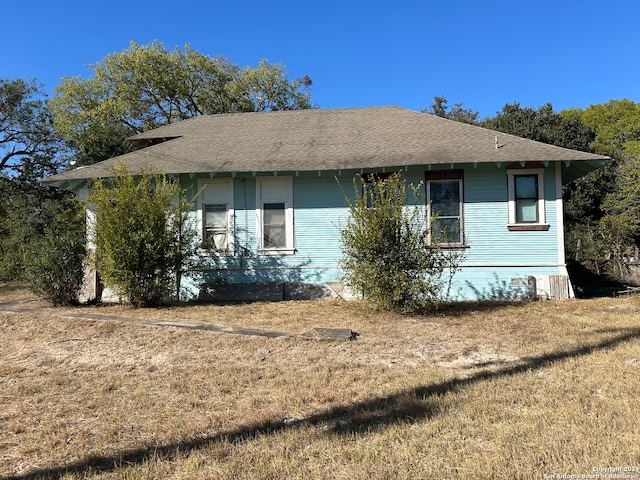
[1,282,639,479]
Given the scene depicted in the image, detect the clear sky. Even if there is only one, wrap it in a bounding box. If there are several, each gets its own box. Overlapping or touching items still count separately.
[3,0,639,119]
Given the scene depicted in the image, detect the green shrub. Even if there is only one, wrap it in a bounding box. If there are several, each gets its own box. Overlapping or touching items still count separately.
[0,177,80,282]
[88,164,197,307]
[340,172,459,312]
[26,229,86,306]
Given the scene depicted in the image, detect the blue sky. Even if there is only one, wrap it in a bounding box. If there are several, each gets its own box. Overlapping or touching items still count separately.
[3,0,639,119]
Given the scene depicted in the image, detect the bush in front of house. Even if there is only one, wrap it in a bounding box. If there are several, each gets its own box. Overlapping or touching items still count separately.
[340,172,459,312]
[26,227,86,306]
[88,164,198,308]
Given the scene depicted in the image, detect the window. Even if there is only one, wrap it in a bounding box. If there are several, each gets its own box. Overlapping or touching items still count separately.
[427,170,463,245]
[514,174,538,222]
[263,202,286,248]
[507,167,547,230]
[257,176,294,253]
[203,204,229,250]
[197,178,234,252]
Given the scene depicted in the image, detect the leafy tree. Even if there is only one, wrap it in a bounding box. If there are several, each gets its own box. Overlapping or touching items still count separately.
[0,78,79,281]
[88,164,198,307]
[1,78,64,178]
[238,59,313,112]
[50,41,313,166]
[572,99,640,160]
[340,172,458,312]
[595,160,640,278]
[561,160,617,273]
[481,102,595,150]
[564,100,640,280]
[423,96,479,124]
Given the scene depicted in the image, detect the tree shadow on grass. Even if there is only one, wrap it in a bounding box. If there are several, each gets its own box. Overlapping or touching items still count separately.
[423,298,529,318]
[6,327,640,480]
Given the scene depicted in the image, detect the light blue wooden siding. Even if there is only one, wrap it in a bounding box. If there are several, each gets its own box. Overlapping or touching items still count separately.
[450,163,564,299]
[184,173,346,286]
[293,174,346,271]
[183,163,567,300]
[462,163,560,266]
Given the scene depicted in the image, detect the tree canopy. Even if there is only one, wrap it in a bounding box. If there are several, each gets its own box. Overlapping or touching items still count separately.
[0,78,62,179]
[568,99,640,161]
[50,41,314,167]
[422,95,479,124]
[572,100,640,278]
[0,175,81,280]
[0,78,75,281]
[480,102,595,151]
[2,43,313,286]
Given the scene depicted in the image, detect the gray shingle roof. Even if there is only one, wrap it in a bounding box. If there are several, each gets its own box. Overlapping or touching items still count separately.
[43,106,610,186]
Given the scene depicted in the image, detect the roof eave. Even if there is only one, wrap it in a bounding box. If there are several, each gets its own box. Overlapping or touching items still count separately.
[561,158,612,184]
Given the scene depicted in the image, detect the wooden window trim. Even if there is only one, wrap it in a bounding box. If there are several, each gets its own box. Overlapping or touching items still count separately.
[507,224,550,231]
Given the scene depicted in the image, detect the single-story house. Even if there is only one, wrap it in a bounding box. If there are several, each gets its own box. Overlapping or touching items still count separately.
[43,106,610,302]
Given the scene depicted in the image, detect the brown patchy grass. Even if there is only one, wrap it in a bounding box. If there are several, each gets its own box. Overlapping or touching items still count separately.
[1,285,639,479]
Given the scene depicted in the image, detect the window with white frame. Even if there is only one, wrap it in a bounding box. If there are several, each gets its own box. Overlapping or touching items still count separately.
[256,176,294,253]
[507,166,548,230]
[426,170,464,245]
[197,178,234,252]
